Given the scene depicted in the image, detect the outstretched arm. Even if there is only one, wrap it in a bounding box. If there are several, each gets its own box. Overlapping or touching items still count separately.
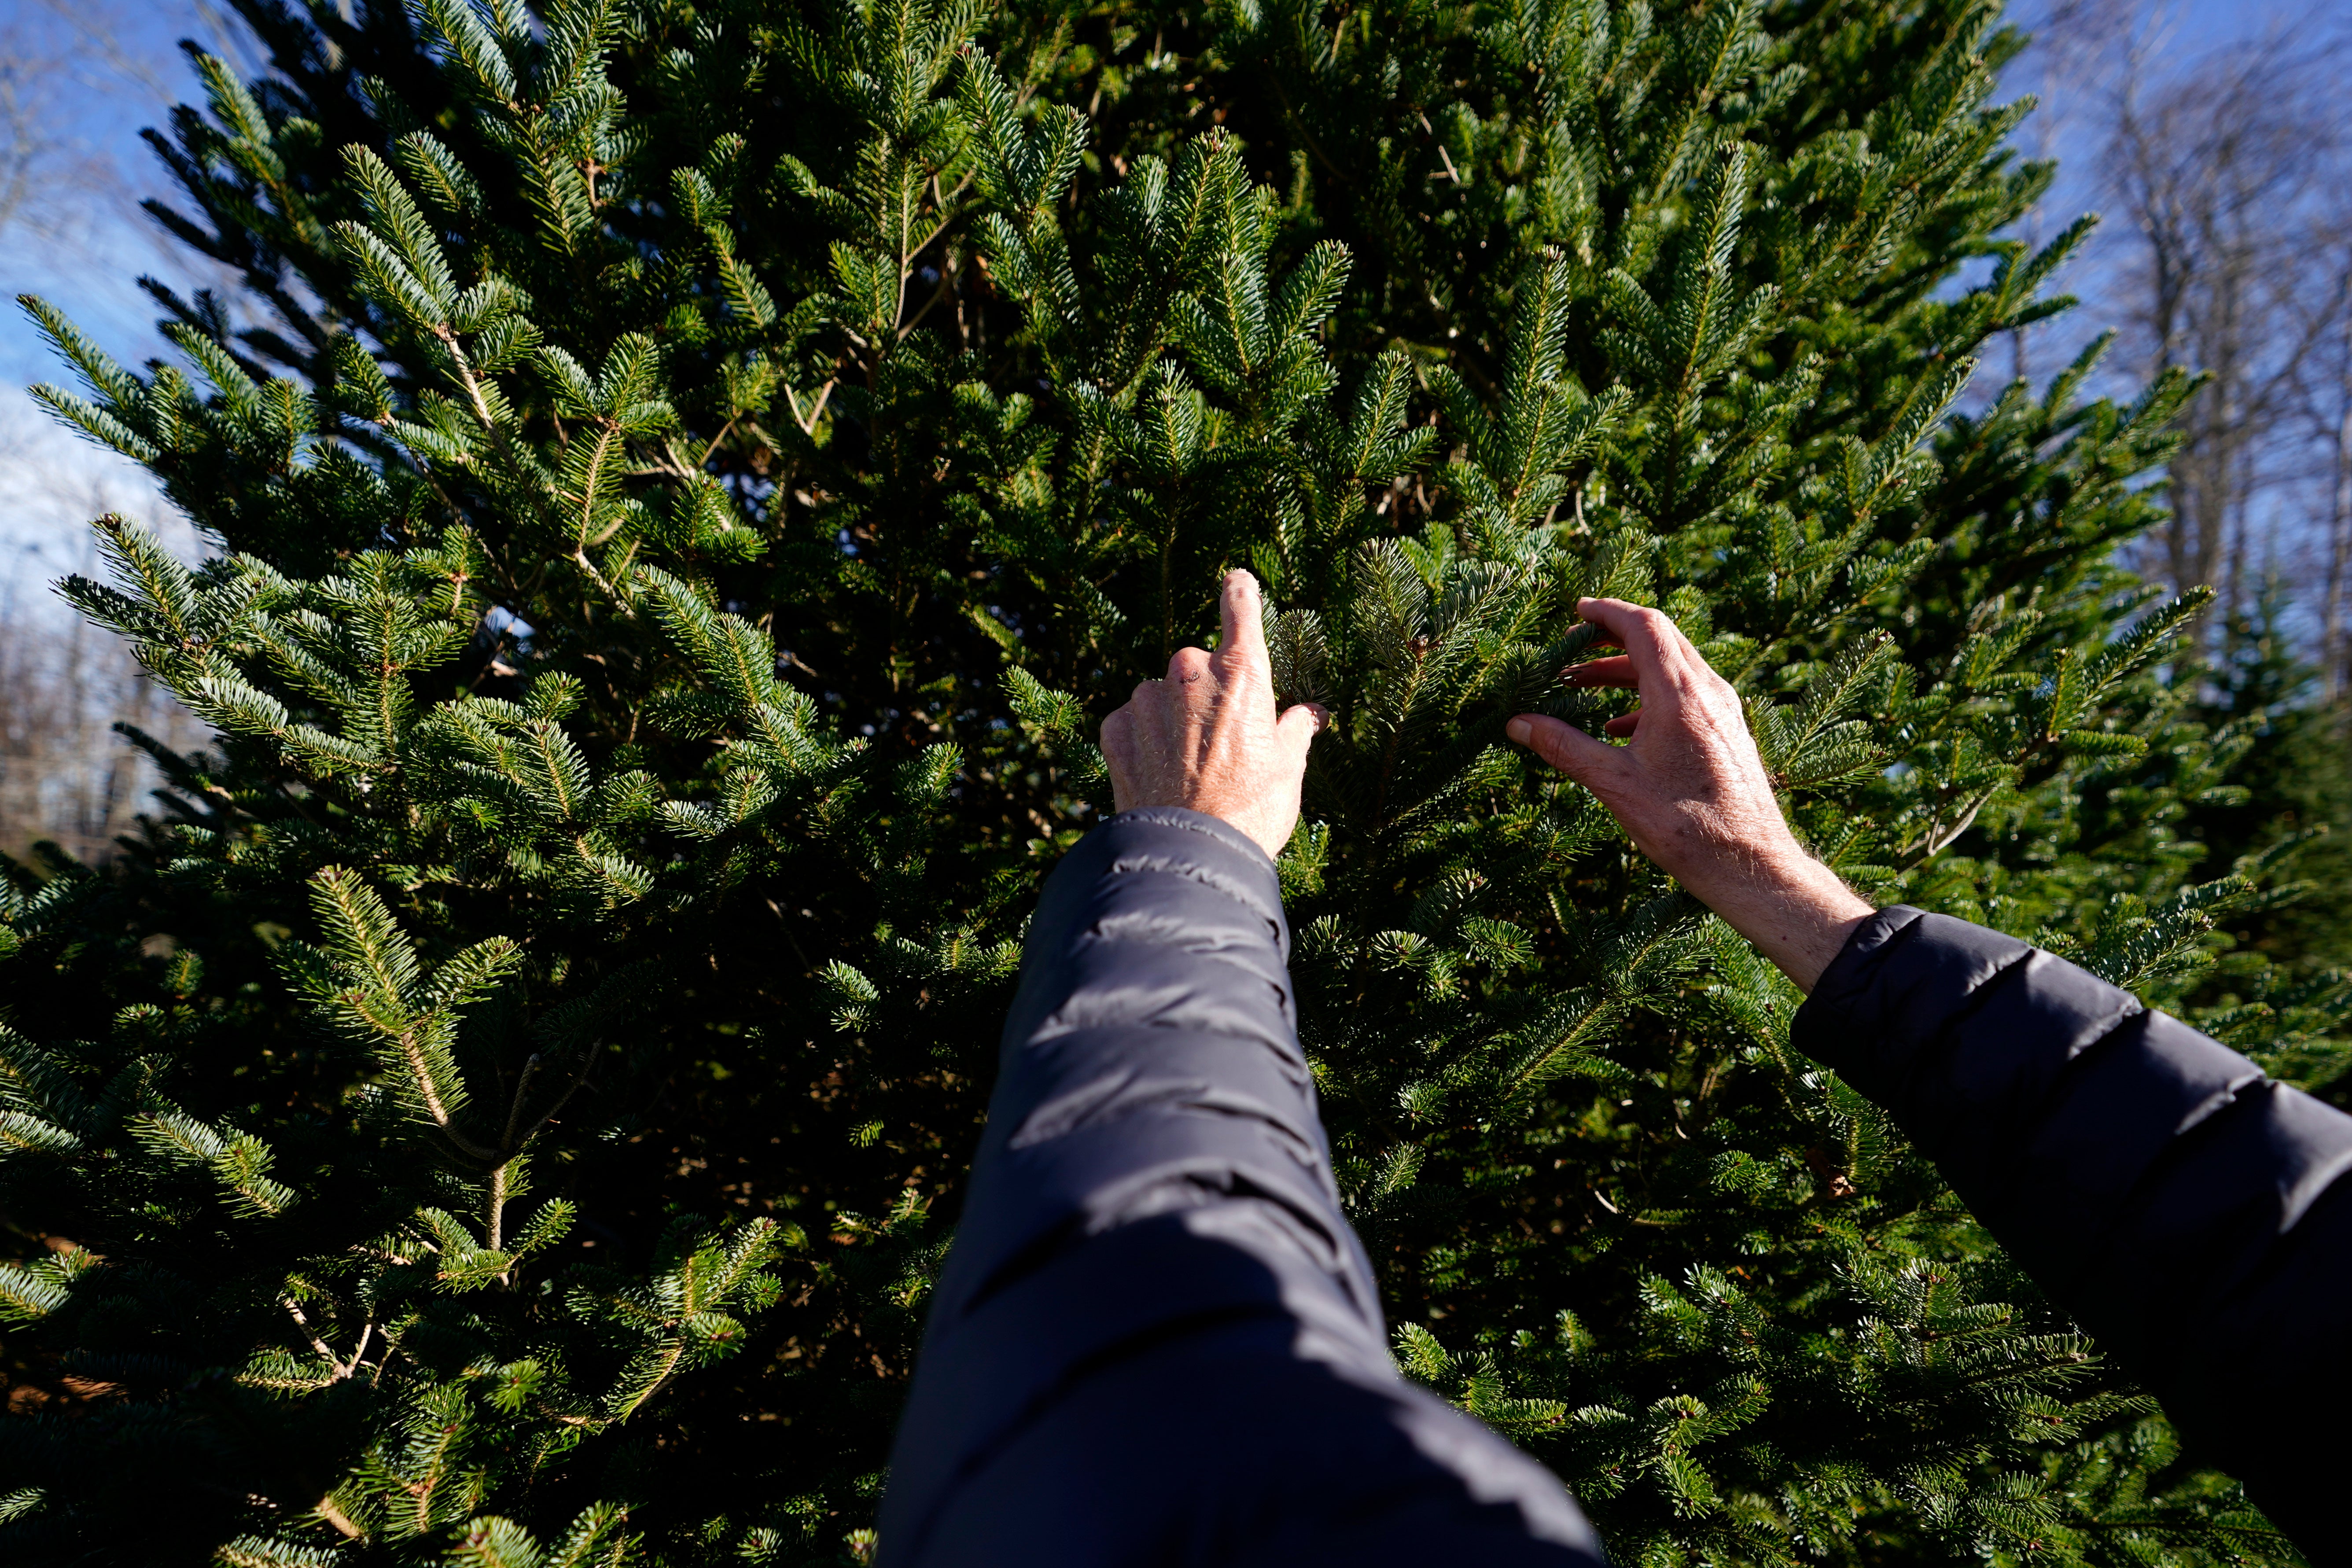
[1509,598,2352,1561]
[879,573,1603,1568]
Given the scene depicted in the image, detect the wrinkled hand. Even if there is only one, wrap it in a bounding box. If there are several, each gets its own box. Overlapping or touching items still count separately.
[1505,597,1873,990]
[1101,570,1325,860]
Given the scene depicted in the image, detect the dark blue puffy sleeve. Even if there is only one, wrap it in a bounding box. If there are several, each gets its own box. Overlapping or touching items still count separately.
[1793,905,2352,1563]
[877,809,1604,1567]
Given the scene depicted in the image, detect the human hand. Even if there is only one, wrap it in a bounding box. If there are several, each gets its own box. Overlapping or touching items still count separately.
[1100,570,1327,860]
[1504,597,1873,991]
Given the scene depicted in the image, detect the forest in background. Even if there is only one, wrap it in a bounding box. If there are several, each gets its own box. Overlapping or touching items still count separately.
[0,0,237,865]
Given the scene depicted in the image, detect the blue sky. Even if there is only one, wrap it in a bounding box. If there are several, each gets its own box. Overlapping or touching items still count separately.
[0,1,249,586]
[0,0,2311,590]
[0,3,254,385]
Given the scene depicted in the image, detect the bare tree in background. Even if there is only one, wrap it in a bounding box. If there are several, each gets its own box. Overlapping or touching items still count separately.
[2104,20,2350,650]
[0,1,242,865]
[0,7,111,247]
[0,2,255,326]
[2003,0,2136,384]
[0,392,206,861]
[2286,243,2352,709]
[0,50,40,241]
[0,573,201,866]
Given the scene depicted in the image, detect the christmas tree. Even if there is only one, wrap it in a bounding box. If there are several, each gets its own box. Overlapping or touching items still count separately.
[1,0,2337,1561]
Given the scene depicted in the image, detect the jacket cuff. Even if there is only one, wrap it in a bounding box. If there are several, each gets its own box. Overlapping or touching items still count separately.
[1793,904,1950,1085]
[1802,904,1929,1011]
[1055,807,1288,953]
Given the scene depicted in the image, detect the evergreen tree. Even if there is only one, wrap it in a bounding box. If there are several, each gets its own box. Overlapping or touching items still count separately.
[0,0,2338,1562]
[2156,583,2352,1104]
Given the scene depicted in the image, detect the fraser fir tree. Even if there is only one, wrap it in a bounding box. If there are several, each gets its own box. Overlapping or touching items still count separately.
[0,0,2338,1562]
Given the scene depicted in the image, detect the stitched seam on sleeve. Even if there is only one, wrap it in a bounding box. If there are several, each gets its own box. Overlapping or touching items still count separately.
[2198,1155,2352,1340]
[1795,909,1929,1055]
[1108,812,1280,887]
[2093,1078,2273,1272]
[1102,854,1283,938]
[1023,957,1300,1049]
[1069,920,1288,963]
[1118,806,1270,858]
[1889,943,2036,1119]
[1009,1092,1323,1155]
[957,1174,1347,1317]
[2015,998,2150,1126]
[1024,1016,1302,1056]
[2277,1129,2352,1236]
[1839,906,1931,998]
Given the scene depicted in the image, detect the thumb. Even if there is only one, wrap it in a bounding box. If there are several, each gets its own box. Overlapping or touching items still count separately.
[1277,701,1325,767]
[1507,714,1626,790]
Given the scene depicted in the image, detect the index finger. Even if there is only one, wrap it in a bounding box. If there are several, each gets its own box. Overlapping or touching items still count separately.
[1575,597,1701,706]
[1215,568,1272,684]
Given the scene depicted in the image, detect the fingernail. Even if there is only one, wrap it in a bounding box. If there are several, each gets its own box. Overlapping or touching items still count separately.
[1506,717,1532,745]
[1308,704,1330,731]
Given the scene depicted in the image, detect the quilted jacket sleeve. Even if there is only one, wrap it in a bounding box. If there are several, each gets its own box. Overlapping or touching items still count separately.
[877,809,1603,1568]
[1793,905,2352,1562]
